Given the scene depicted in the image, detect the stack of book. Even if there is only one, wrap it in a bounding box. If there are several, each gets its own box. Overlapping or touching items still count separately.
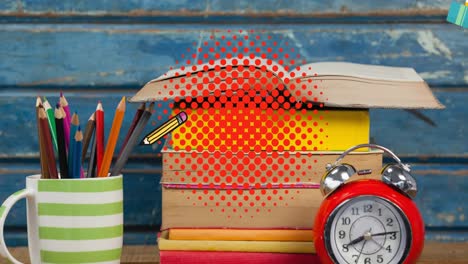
[158,229,318,263]
[130,57,442,263]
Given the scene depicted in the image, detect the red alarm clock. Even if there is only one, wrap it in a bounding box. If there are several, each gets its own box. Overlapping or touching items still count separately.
[314,144,424,264]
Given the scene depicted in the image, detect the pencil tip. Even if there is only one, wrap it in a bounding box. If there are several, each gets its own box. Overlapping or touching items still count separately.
[96,101,104,111]
[140,138,150,145]
[36,96,43,107]
[60,91,63,97]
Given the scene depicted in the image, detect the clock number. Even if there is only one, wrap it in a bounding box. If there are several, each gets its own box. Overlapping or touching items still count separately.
[342,244,349,252]
[378,208,382,216]
[351,207,359,215]
[341,217,351,225]
[352,255,358,261]
[377,255,384,263]
[364,257,371,264]
[386,245,392,253]
[386,218,394,226]
[389,232,397,240]
[339,230,346,239]
[363,204,372,213]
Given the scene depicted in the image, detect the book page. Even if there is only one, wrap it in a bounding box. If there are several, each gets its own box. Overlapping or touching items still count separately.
[153,56,287,81]
[291,62,423,82]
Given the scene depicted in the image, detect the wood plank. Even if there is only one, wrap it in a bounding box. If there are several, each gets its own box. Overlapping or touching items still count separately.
[0,90,464,156]
[411,164,468,228]
[0,0,449,16]
[371,90,468,156]
[0,24,465,87]
[3,242,468,263]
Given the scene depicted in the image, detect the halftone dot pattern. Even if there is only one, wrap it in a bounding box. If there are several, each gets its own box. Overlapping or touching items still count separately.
[157,30,327,219]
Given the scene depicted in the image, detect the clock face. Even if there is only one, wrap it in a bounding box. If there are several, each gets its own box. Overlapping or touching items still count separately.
[324,196,411,264]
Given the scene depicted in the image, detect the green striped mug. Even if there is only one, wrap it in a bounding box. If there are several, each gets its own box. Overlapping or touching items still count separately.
[0,174,123,264]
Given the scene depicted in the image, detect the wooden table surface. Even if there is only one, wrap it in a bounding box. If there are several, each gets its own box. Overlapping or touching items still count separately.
[3,242,467,263]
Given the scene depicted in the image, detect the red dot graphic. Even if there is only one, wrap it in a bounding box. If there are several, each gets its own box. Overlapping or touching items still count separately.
[155,30,326,218]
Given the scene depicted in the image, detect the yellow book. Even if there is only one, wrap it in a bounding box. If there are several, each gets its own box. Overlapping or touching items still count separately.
[158,230,315,253]
[169,228,313,242]
[171,108,369,151]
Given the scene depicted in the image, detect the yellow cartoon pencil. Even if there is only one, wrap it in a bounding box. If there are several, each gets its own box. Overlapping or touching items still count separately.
[141,111,187,145]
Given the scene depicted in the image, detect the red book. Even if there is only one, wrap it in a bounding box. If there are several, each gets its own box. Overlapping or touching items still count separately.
[159,250,320,264]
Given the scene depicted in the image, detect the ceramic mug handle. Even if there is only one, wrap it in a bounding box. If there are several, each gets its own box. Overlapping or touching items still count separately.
[0,189,33,264]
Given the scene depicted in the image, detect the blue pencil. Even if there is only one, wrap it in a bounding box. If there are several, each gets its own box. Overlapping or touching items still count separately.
[73,127,83,178]
[67,112,79,177]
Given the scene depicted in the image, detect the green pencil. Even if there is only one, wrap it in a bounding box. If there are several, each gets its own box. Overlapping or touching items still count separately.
[43,97,58,151]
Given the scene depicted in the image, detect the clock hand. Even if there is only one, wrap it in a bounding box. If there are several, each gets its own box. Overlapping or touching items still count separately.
[371,231,399,237]
[355,240,368,264]
[369,237,384,249]
[345,235,365,247]
[345,228,374,247]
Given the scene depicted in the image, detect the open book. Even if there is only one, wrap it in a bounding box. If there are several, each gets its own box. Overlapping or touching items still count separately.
[130,57,443,109]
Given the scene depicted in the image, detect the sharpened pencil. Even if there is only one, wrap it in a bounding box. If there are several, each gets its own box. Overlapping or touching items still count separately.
[72,128,83,178]
[60,92,72,126]
[98,97,126,177]
[111,102,154,176]
[82,112,96,162]
[59,103,71,151]
[39,107,58,179]
[67,112,79,177]
[36,97,49,179]
[96,102,105,174]
[43,97,58,151]
[118,102,145,157]
[55,105,69,179]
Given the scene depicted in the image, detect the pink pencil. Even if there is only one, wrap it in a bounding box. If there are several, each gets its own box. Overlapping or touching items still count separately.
[60,93,72,150]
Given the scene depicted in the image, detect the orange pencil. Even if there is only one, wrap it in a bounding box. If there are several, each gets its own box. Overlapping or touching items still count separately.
[96,102,105,174]
[98,97,126,177]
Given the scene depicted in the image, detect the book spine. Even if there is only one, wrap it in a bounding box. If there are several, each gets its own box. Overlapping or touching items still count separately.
[159,251,320,264]
[168,228,314,242]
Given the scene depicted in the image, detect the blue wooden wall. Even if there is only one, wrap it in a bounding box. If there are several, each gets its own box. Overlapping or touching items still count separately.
[0,0,466,246]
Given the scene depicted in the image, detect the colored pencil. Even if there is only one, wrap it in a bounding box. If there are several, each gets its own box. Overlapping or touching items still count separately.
[87,132,97,177]
[82,112,96,162]
[111,102,154,176]
[38,108,58,179]
[60,92,72,126]
[117,102,145,157]
[67,112,79,177]
[140,111,188,145]
[54,105,69,179]
[43,97,58,151]
[96,102,105,174]
[57,104,71,151]
[36,97,49,179]
[98,97,126,177]
[72,128,83,178]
